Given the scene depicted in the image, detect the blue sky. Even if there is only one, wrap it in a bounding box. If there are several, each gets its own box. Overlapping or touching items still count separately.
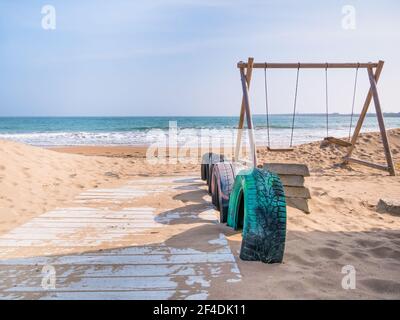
[0,0,399,116]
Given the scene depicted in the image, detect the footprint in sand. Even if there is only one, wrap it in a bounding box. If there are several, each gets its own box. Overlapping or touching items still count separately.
[316,247,343,259]
[284,253,315,267]
[369,246,400,259]
[325,239,341,246]
[355,239,385,248]
[350,251,370,259]
[360,279,400,295]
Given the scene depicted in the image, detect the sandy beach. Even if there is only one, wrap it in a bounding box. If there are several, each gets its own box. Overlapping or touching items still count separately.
[1,128,400,299]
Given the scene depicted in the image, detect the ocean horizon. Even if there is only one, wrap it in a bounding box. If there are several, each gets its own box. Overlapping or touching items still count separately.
[0,115,399,147]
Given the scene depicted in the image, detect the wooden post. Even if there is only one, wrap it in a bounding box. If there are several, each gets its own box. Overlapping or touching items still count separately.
[367,67,396,176]
[345,61,384,161]
[239,67,257,168]
[234,57,253,162]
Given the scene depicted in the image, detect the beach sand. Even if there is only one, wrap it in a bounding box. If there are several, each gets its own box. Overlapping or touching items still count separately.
[0,128,400,299]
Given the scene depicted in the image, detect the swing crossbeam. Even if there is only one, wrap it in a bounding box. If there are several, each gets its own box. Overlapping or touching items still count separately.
[237,62,379,69]
[235,58,396,176]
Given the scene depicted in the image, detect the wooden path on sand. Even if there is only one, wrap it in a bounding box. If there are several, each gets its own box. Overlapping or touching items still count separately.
[0,176,241,300]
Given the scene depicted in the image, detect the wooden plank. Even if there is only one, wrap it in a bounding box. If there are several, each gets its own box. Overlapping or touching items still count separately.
[234,57,254,162]
[0,253,236,265]
[279,175,305,187]
[344,156,389,172]
[367,67,396,176]
[0,262,237,277]
[237,62,379,69]
[4,276,197,291]
[21,290,185,300]
[323,137,352,147]
[377,199,400,215]
[284,186,311,199]
[264,163,310,176]
[267,147,294,152]
[286,198,310,214]
[345,61,384,160]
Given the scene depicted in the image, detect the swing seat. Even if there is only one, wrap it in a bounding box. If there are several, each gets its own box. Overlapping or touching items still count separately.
[323,137,352,147]
[267,146,294,152]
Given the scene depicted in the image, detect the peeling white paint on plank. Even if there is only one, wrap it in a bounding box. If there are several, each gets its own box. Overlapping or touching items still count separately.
[0,263,239,278]
[0,253,236,265]
[0,176,241,300]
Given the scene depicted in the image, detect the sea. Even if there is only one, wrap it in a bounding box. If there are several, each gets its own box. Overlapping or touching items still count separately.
[0,115,399,148]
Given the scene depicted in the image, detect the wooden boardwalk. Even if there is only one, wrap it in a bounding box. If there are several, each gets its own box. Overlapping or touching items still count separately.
[0,176,241,300]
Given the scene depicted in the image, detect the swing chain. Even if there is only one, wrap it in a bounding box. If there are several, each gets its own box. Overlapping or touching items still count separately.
[264,63,271,147]
[348,63,360,140]
[289,63,300,147]
[325,63,329,138]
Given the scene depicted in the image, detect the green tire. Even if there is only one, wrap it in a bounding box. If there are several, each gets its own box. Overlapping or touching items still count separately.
[227,168,287,263]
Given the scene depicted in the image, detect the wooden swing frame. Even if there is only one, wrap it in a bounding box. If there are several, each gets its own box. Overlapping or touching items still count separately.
[234,58,396,176]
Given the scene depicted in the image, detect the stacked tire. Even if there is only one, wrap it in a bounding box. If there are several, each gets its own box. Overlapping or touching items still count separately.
[200,153,287,264]
[227,168,286,263]
[200,153,211,181]
[199,152,224,192]
[211,162,235,223]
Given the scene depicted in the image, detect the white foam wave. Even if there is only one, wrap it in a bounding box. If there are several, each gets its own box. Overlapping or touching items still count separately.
[0,126,384,147]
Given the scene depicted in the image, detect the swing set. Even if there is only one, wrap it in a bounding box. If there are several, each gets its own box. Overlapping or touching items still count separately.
[235,57,396,176]
[199,58,395,264]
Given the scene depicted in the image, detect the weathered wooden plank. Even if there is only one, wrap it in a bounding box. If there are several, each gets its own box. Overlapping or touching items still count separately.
[267,147,294,152]
[279,175,305,187]
[286,198,310,213]
[323,137,352,147]
[367,67,396,176]
[237,62,379,69]
[0,253,236,265]
[345,61,384,160]
[377,199,400,215]
[0,262,237,278]
[240,67,257,167]
[284,186,311,199]
[34,290,192,300]
[23,222,162,228]
[264,163,310,177]
[344,157,388,172]
[234,57,254,162]
[4,276,180,291]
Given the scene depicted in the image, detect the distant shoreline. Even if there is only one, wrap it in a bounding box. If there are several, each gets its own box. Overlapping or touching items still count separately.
[0,113,399,118]
[0,116,398,147]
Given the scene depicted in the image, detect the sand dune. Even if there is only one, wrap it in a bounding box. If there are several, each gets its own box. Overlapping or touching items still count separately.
[0,140,196,235]
[0,129,400,299]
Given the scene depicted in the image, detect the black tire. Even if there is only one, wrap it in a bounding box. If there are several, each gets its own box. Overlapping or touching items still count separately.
[207,153,224,194]
[212,175,220,209]
[227,168,287,263]
[200,153,211,181]
[211,162,235,223]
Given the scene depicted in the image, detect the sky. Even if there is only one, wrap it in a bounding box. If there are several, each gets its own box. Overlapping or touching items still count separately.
[0,0,399,116]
